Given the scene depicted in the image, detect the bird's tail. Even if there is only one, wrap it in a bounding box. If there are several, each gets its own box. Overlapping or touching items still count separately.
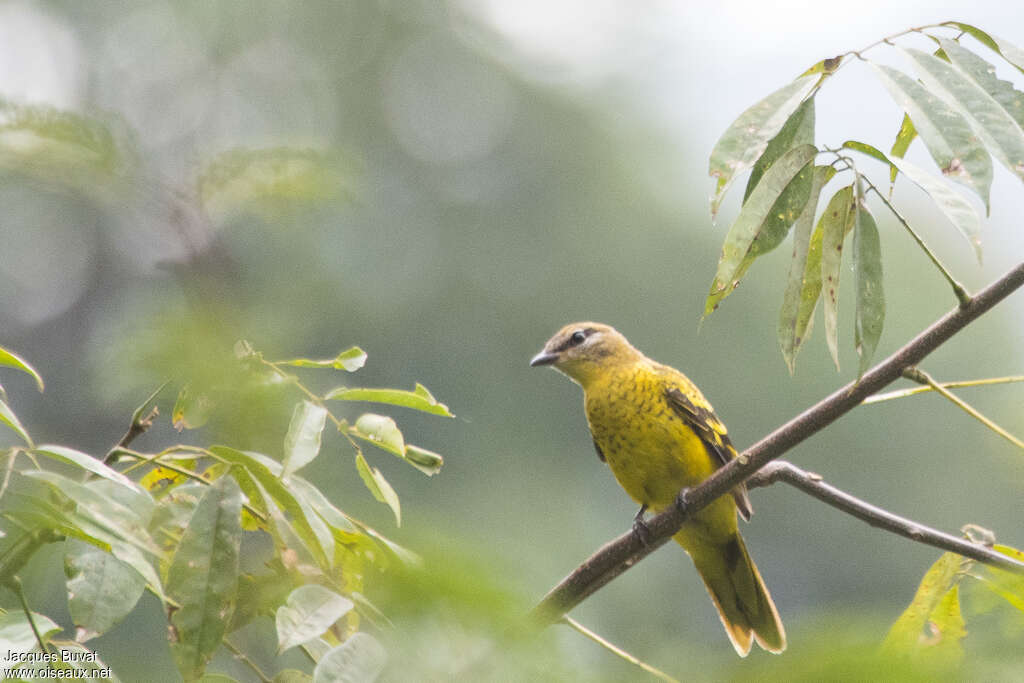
[676,530,786,656]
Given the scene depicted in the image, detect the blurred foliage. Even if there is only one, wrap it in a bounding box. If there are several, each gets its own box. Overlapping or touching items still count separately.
[0,338,453,681]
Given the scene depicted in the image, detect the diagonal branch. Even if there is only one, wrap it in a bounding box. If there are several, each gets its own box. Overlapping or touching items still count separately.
[532,260,1024,625]
[745,460,1023,570]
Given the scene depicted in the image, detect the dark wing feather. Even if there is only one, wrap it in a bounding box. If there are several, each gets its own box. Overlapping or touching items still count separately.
[665,386,752,521]
[593,438,606,462]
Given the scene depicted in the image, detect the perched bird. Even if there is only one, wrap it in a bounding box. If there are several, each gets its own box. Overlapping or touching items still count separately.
[530,322,784,656]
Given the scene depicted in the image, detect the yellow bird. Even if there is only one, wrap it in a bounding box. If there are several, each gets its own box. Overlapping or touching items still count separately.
[531,322,784,656]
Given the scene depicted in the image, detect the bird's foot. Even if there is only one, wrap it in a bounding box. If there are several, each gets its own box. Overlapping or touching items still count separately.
[631,504,650,546]
[674,488,691,518]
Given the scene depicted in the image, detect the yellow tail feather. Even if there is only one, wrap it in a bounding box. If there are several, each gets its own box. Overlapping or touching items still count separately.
[677,531,786,656]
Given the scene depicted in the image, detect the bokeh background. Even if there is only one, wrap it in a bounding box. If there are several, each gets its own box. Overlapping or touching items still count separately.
[2,1,1023,680]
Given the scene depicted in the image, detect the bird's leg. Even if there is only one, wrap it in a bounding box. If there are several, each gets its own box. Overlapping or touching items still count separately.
[631,504,650,546]
[674,487,691,518]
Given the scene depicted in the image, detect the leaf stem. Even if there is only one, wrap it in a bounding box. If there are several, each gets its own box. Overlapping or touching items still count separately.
[862,375,1024,404]
[562,616,680,683]
[901,367,1024,450]
[839,24,950,65]
[11,576,53,659]
[826,147,970,305]
[223,637,273,683]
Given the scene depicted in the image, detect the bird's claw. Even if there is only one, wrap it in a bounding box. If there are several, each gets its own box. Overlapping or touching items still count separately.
[675,488,691,517]
[632,505,650,546]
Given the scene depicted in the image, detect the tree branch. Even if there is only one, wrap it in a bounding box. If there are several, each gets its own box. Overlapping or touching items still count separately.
[532,260,1024,625]
[745,461,1024,571]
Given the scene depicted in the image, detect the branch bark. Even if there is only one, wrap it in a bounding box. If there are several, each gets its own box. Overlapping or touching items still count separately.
[746,460,1024,571]
[532,260,1024,624]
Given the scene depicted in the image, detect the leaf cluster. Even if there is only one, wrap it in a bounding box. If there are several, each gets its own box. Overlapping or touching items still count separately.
[0,341,452,682]
[705,21,1024,375]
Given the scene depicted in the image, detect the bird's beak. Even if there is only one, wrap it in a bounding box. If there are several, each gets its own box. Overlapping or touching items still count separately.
[530,350,559,367]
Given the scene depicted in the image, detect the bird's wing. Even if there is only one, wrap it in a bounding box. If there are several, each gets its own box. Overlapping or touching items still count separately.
[664,385,753,521]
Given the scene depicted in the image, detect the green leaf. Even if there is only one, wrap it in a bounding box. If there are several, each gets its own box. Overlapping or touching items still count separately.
[778,165,835,373]
[23,472,165,602]
[129,380,169,426]
[799,56,842,77]
[888,154,983,262]
[279,347,367,372]
[403,444,444,476]
[25,471,157,551]
[705,144,818,315]
[276,585,355,653]
[853,204,885,378]
[938,38,1024,144]
[883,552,963,654]
[355,453,401,527]
[708,74,818,217]
[282,401,328,479]
[0,610,61,656]
[0,347,44,391]
[0,101,126,191]
[173,386,212,431]
[274,672,313,683]
[325,383,453,418]
[0,399,33,447]
[871,62,992,211]
[198,146,347,211]
[889,114,918,184]
[743,97,816,202]
[928,584,967,662]
[289,475,359,535]
[33,444,139,491]
[352,414,405,456]
[977,544,1024,613]
[904,45,1024,184]
[211,446,329,568]
[167,475,243,682]
[65,539,146,642]
[842,140,897,172]
[944,22,1024,74]
[312,633,387,683]
[817,185,856,369]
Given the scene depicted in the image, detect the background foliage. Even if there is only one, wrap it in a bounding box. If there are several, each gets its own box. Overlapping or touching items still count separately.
[1,1,1023,680]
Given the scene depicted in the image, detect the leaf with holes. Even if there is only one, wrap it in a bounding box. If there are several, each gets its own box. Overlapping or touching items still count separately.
[705,144,817,315]
[778,165,835,373]
[871,62,992,211]
[167,475,243,681]
[818,185,856,369]
[853,204,885,378]
[708,75,818,217]
[904,45,1024,184]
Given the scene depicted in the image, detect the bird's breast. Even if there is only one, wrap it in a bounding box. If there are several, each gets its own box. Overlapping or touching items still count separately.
[583,369,712,508]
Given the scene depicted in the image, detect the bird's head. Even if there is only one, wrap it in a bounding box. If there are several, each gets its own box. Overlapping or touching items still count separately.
[530,322,641,385]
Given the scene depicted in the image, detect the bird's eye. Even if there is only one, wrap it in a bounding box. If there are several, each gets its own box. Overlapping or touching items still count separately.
[570,330,586,346]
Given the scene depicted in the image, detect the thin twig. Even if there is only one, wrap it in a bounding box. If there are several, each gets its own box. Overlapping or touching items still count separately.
[745,461,1023,570]
[902,367,1024,450]
[223,637,273,683]
[114,448,269,523]
[531,260,1024,625]
[837,24,948,65]
[103,381,170,465]
[562,616,680,683]
[863,374,1024,404]
[11,576,53,660]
